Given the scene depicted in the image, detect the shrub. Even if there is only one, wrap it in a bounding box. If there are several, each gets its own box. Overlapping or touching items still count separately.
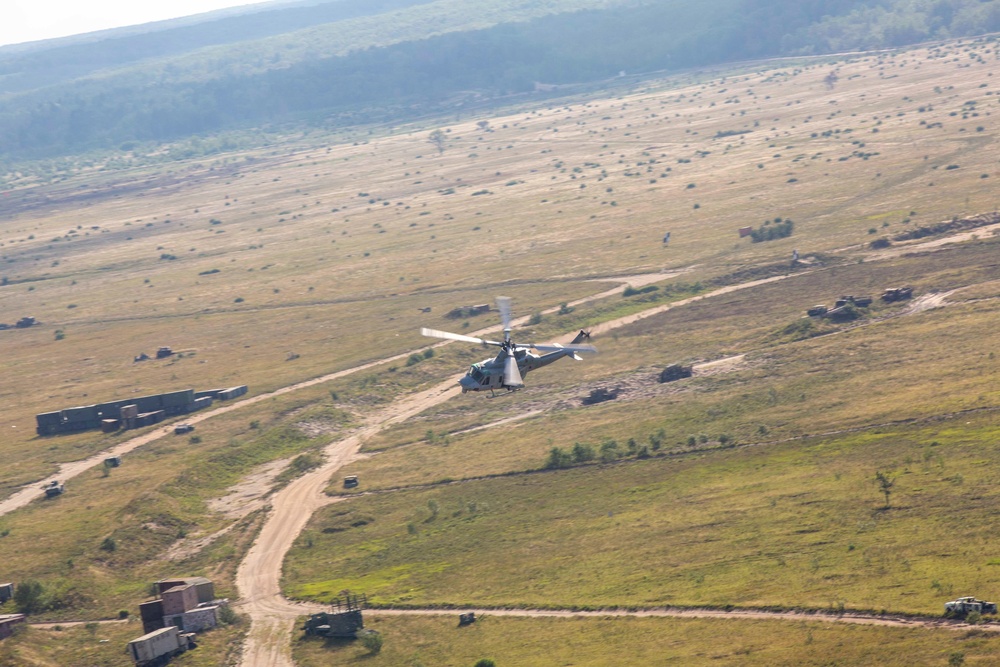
[218,604,239,625]
[545,447,573,469]
[100,537,116,552]
[749,219,794,243]
[14,580,45,614]
[572,443,595,463]
[474,660,497,667]
[600,440,620,462]
[360,631,383,654]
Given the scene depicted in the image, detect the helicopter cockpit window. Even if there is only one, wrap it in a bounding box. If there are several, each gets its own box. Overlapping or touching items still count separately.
[470,366,485,382]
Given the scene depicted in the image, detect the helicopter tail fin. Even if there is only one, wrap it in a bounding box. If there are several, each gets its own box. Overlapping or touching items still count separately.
[570,330,591,345]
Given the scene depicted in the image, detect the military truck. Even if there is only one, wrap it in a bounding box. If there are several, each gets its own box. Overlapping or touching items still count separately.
[881,286,914,302]
[42,481,64,498]
[945,596,998,616]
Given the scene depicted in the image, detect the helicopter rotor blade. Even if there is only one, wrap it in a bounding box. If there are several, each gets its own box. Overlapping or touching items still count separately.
[525,342,598,354]
[420,327,501,347]
[503,353,524,388]
[496,296,513,342]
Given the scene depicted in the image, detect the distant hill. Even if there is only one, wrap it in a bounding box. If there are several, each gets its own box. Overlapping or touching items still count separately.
[1,0,999,162]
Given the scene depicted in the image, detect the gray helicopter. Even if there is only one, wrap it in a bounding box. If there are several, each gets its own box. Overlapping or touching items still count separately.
[421,297,596,395]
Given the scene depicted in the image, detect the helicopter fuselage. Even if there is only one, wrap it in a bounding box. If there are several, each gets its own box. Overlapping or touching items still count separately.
[459,348,575,393]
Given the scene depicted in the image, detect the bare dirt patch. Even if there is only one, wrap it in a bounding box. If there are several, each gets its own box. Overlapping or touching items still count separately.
[209,458,291,520]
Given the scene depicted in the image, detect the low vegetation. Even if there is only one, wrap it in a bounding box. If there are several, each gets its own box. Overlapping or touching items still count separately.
[290,614,1000,667]
[3,29,1000,665]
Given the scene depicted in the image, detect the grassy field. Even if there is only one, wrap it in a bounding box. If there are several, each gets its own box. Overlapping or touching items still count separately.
[291,614,1000,666]
[287,411,1000,616]
[0,620,244,667]
[3,35,1000,665]
[339,235,1000,492]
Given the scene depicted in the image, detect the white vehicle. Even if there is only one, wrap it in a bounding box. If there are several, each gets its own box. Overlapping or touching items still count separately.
[945,596,998,616]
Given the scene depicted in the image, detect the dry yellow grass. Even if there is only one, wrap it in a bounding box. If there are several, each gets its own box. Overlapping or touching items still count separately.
[3,37,1000,664]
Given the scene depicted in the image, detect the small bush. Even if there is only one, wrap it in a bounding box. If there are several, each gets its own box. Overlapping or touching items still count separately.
[218,604,239,625]
[572,443,595,463]
[545,447,573,469]
[360,631,383,654]
[749,219,794,243]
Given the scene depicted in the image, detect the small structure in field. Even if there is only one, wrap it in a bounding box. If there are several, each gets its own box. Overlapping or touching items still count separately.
[0,614,26,640]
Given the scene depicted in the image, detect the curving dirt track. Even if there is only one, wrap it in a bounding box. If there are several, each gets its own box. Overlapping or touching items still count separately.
[233,272,808,667]
[236,379,461,666]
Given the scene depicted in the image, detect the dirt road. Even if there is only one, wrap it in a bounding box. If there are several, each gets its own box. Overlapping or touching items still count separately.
[236,378,460,666]
[233,272,811,667]
[1,271,677,517]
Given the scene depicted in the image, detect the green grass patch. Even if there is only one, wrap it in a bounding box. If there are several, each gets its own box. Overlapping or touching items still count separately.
[290,412,1000,616]
[292,614,1000,666]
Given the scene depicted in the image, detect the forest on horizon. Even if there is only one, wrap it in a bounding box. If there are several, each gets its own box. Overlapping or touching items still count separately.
[1,0,1000,164]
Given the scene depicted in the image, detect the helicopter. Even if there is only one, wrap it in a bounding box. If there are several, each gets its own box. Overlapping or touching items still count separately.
[421,297,596,395]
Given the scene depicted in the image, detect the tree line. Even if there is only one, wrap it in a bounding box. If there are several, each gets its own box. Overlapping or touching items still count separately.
[2,0,999,161]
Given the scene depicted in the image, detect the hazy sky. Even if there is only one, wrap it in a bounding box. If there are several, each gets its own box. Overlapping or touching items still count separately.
[1,0,266,47]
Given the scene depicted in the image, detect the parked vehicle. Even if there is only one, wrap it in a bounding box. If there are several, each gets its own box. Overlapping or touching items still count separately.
[945,596,998,616]
[42,481,64,498]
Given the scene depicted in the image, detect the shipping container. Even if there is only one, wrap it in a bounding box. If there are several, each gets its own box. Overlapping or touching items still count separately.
[139,599,165,634]
[62,405,99,422]
[120,404,139,419]
[195,389,225,400]
[162,390,195,408]
[156,577,214,602]
[101,419,121,433]
[57,420,101,433]
[35,411,61,427]
[164,605,219,633]
[127,626,192,666]
[135,411,166,428]
[96,400,130,418]
[134,395,163,413]
[161,584,199,616]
